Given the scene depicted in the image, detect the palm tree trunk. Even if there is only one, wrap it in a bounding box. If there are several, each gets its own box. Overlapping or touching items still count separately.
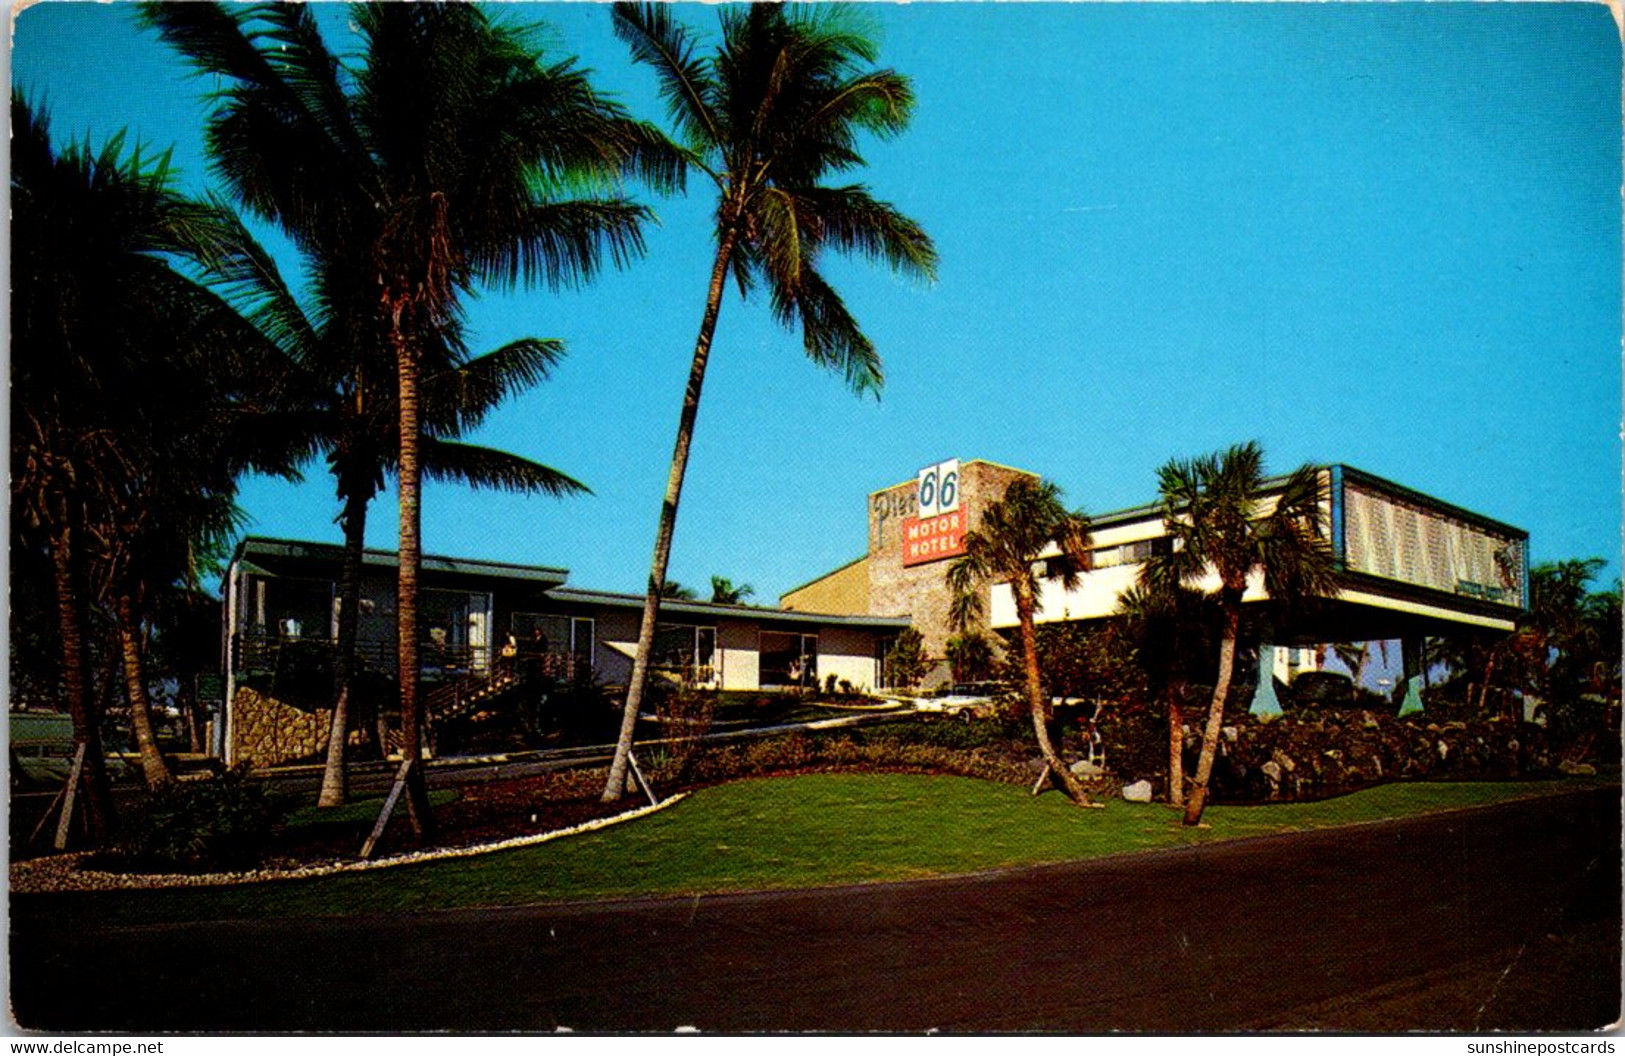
[116,592,172,788]
[48,519,115,842]
[317,485,369,808]
[1167,686,1185,807]
[603,225,741,803]
[1184,598,1241,826]
[392,315,433,837]
[1016,585,1092,806]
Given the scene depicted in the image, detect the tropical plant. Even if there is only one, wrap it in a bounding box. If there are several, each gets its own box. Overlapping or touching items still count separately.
[1519,559,1621,748]
[11,95,297,814]
[146,2,677,833]
[944,631,996,685]
[884,627,929,689]
[709,576,755,605]
[601,2,937,802]
[659,579,698,601]
[199,212,588,807]
[1118,583,1218,807]
[1139,442,1335,825]
[947,477,1098,806]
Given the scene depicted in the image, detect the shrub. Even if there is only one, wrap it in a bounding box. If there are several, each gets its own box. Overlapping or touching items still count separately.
[113,770,291,873]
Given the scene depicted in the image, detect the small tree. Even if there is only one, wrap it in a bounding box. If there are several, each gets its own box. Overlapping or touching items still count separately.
[885,628,928,689]
[947,477,1099,807]
[709,576,754,605]
[1140,443,1335,826]
[1118,584,1219,807]
[945,632,996,684]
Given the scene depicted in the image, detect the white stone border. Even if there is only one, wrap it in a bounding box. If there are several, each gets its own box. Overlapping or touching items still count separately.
[10,793,687,894]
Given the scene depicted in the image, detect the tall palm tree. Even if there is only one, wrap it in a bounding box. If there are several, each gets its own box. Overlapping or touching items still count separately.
[1140,442,1335,826]
[147,1,676,832]
[11,95,297,817]
[947,478,1098,807]
[603,3,937,801]
[207,216,589,808]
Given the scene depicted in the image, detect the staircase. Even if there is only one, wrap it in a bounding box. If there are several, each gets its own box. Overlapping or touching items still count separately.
[425,655,527,728]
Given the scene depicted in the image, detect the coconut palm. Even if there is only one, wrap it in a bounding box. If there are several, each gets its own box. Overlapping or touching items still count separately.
[709,576,754,605]
[10,94,297,815]
[147,1,677,832]
[602,2,937,801]
[206,216,589,808]
[1140,442,1335,826]
[947,478,1097,807]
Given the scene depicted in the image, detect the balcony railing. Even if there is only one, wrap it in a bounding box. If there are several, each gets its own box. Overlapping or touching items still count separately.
[230,634,581,687]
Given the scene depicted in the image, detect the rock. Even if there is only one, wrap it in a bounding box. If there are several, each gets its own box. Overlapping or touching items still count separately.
[1437,740,1449,761]
[1070,759,1105,776]
[1361,710,1380,730]
[1262,760,1282,783]
[1222,726,1239,742]
[1121,780,1154,803]
[1558,759,1597,776]
[1270,747,1296,772]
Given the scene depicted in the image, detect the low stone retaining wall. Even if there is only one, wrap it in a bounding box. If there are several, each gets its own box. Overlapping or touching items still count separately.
[230,687,330,769]
[1098,705,1553,803]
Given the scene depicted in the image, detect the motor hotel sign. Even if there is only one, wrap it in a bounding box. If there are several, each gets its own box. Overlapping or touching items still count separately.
[902,458,966,566]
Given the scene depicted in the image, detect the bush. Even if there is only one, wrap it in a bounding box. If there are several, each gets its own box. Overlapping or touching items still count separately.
[113,770,291,873]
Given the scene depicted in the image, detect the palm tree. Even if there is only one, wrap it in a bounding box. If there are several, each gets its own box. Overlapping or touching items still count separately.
[947,478,1098,807]
[11,95,298,816]
[603,3,937,801]
[1118,583,1218,808]
[944,631,995,685]
[206,216,589,808]
[709,576,754,605]
[1140,442,1335,826]
[147,2,676,833]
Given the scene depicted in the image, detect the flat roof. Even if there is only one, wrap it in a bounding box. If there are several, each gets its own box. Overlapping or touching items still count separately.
[545,586,912,630]
[231,536,911,630]
[1088,463,1526,539]
[232,536,571,586]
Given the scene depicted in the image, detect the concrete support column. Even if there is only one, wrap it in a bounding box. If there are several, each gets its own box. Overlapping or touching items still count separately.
[1249,637,1284,721]
[1398,635,1425,717]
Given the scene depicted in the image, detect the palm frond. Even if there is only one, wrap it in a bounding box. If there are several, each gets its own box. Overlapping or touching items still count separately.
[611,3,722,151]
[793,184,937,282]
[420,337,566,436]
[418,438,589,497]
[476,198,651,291]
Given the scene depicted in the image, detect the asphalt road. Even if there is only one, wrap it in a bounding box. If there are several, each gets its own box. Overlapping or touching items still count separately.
[10,786,1621,1033]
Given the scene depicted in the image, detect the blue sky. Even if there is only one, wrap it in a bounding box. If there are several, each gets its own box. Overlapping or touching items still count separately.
[12,2,1622,604]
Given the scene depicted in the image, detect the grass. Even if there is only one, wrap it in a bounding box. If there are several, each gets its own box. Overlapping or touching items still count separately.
[14,772,1611,929]
[283,790,458,830]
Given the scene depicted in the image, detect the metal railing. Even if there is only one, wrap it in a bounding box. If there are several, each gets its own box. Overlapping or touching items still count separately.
[231,634,502,684]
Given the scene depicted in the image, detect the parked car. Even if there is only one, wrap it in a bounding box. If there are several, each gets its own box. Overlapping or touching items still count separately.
[1290,671,1357,709]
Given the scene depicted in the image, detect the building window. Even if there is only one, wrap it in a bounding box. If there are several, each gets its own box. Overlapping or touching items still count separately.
[652,623,717,685]
[761,631,818,688]
[509,613,595,679]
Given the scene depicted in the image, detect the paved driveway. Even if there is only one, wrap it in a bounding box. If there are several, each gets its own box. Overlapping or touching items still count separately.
[10,786,1620,1032]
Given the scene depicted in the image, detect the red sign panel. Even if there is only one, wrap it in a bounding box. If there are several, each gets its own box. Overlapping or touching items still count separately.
[902,511,967,567]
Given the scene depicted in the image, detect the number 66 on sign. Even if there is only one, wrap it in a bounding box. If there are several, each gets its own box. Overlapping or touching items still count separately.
[917,458,960,517]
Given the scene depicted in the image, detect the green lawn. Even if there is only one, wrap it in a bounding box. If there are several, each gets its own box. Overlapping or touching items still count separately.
[15,772,1611,929]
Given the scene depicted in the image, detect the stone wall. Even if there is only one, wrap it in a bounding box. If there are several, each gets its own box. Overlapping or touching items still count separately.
[1097,704,1554,803]
[866,460,1037,679]
[230,686,331,770]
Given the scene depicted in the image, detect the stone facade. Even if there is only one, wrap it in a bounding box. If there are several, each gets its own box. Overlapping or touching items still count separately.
[781,459,1043,686]
[229,686,332,770]
[865,460,1037,678]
